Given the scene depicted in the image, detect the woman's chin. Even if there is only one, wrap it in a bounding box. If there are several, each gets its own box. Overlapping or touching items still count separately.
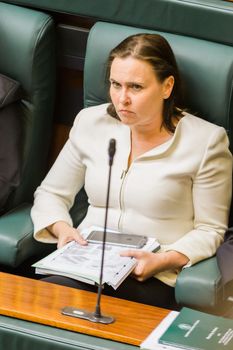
[118,114,135,125]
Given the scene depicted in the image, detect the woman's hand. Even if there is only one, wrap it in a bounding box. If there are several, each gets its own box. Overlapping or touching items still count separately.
[47,221,87,249]
[120,250,189,282]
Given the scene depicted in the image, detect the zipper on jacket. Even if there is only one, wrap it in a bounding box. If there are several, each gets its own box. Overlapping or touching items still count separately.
[120,169,127,179]
[118,168,129,231]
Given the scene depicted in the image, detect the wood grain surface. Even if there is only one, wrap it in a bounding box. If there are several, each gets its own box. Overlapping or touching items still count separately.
[0,272,170,345]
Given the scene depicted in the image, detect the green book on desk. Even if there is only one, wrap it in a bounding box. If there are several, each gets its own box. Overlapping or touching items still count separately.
[159,307,233,350]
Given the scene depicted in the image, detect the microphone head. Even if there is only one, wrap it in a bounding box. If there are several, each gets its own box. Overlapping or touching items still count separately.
[108,138,116,158]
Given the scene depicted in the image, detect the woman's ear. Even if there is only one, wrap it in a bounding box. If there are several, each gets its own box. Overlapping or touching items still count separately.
[163,75,174,99]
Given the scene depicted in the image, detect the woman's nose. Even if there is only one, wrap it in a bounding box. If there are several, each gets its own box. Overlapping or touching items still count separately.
[119,88,130,104]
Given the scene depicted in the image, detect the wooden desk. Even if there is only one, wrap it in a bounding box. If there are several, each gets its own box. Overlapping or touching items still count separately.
[0,272,170,346]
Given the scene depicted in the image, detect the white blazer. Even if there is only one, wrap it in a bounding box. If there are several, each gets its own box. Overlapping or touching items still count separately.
[31,103,232,286]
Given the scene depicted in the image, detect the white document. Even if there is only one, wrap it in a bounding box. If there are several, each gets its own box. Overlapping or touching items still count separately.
[140,311,180,350]
[33,226,160,290]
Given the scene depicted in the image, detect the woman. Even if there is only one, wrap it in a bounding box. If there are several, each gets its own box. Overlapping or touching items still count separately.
[31,33,232,310]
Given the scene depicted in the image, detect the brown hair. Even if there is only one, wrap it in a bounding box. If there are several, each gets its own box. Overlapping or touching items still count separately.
[106,33,184,133]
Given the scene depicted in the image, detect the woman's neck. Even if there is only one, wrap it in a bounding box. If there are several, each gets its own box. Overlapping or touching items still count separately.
[128,125,172,166]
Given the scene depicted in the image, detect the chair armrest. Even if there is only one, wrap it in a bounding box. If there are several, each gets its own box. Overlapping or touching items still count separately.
[175,256,223,310]
[0,203,53,267]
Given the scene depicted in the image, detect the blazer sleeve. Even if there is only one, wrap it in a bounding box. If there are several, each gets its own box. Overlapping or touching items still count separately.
[31,112,86,243]
[164,127,232,266]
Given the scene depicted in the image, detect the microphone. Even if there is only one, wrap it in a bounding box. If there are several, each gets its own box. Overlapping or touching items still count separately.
[108,138,116,166]
[61,139,116,324]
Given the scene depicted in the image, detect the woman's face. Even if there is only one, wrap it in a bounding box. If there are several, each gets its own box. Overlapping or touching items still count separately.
[109,56,174,129]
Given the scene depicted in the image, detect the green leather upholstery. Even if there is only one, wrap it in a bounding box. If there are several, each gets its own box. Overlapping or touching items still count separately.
[83,21,233,311]
[84,22,233,139]
[0,315,136,350]
[175,257,222,310]
[0,2,55,267]
[2,0,233,47]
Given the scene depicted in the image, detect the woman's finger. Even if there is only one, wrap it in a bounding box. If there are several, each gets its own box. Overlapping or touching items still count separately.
[73,232,88,245]
[120,249,143,258]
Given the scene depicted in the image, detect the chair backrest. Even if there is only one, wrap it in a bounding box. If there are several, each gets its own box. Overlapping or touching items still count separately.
[0,2,55,209]
[84,21,233,149]
[81,21,233,311]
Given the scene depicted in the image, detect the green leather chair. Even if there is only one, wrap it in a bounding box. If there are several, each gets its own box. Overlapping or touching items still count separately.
[0,8,233,350]
[81,21,233,314]
[0,2,56,268]
[2,0,233,48]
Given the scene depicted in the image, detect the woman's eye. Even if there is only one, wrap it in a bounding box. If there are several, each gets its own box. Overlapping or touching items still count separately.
[131,84,142,91]
[111,81,121,89]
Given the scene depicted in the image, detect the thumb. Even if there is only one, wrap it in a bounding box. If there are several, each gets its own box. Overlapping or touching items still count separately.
[57,236,68,249]
[73,232,88,246]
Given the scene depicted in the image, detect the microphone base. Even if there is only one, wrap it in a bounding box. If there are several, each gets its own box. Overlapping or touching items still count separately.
[61,306,115,324]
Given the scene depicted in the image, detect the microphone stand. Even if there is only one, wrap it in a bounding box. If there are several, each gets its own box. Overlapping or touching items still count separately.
[61,139,116,324]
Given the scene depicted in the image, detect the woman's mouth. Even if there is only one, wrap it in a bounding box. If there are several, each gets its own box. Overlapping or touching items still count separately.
[118,109,134,117]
